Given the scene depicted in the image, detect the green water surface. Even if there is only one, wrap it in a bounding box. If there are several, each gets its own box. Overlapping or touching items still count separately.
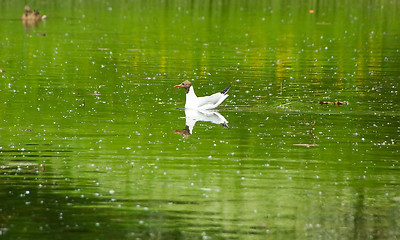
[0,0,399,239]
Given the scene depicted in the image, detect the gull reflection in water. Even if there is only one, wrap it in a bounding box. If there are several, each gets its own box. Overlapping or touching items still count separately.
[174,109,229,138]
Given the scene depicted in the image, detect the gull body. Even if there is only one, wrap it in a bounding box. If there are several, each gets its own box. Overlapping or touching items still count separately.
[174,80,231,110]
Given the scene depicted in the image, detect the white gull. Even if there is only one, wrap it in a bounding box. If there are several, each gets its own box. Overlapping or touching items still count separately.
[174,80,231,109]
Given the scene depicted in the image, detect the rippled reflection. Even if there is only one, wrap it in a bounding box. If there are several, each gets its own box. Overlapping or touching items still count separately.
[174,109,229,138]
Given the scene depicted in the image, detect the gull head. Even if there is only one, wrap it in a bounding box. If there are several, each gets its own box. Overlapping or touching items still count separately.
[174,80,192,94]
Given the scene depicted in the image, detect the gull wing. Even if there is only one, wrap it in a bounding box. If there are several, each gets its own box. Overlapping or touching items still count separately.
[197,86,231,109]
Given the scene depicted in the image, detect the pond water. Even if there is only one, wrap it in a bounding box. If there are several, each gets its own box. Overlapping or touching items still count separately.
[1,0,400,239]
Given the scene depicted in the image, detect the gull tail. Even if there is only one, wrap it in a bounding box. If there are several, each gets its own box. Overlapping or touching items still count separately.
[221,122,230,130]
[221,85,231,95]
